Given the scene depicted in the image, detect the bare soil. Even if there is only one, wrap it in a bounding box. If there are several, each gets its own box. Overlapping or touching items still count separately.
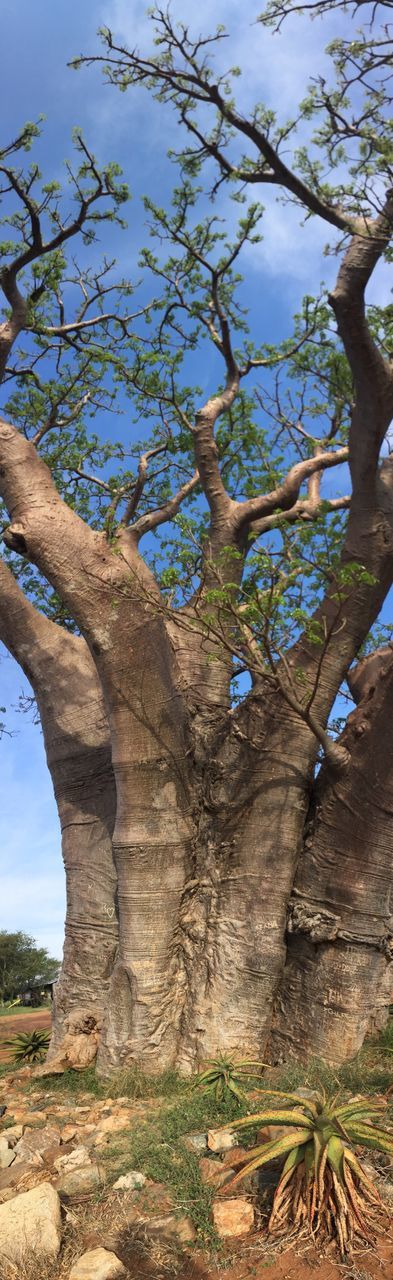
[84,1223,393,1280]
[0,1008,51,1061]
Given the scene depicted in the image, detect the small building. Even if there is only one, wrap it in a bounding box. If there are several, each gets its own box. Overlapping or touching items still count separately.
[19,971,60,1007]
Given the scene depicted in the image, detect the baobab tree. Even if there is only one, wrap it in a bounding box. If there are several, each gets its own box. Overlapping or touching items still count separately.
[0,0,392,1074]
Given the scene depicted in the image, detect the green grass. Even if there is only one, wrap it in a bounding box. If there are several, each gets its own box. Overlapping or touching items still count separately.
[2,1022,391,1251]
[100,1088,251,1247]
[0,1004,50,1018]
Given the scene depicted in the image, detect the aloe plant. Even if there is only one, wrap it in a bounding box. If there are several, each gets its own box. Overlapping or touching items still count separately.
[218,1087,393,1257]
[194,1054,266,1104]
[4,1028,50,1064]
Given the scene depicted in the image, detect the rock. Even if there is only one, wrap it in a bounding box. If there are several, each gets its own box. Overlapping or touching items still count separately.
[199,1158,234,1189]
[92,1114,129,1140]
[0,1182,62,1267]
[0,1126,23,1146]
[257,1123,295,1144]
[212,1196,254,1238]
[69,1247,127,1279]
[43,1140,75,1169]
[147,1213,196,1244]
[62,1124,78,1142]
[16,1110,47,1126]
[0,1139,15,1170]
[13,1124,61,1165]
[183,1132,208,1154]
[54,1163,104,1197]
[207,1129,237,1153]
[221,1145,249,1168]
[113,1170,146,1191]
[0,1160,33,1196]
[0,1188,16,1205]
[54,1146,91,1174]
[121,1180,175,1227]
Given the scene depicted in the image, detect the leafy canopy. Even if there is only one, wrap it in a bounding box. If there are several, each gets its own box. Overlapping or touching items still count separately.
[0,930,59,1002]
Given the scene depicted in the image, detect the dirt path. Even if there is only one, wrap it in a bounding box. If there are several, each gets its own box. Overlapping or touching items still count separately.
[117,1232,393,1280]
[0,1008,51,1062]
[118,1232,393,1280]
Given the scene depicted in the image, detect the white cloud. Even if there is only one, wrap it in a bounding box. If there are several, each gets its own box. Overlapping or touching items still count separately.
[90,0,352,293]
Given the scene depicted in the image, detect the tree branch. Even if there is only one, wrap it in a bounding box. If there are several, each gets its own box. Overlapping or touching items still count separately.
[233,445,349,531]
[120,442,169,526]
[329,190,393,492]
[130,470,199,539]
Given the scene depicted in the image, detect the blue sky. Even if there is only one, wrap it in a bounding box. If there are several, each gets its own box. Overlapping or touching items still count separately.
[0,0,391,959]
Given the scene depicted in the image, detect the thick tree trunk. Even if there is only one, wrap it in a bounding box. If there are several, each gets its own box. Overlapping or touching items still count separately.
[96,602,195,1075]
[271,653,393,1064]
[1,413,393,1074]
[0,560,118,1062]
[42,633,118,1064]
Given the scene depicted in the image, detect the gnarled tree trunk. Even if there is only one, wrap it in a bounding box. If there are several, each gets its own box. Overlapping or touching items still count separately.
[0,559,118,1064]
[271,649,393,1064]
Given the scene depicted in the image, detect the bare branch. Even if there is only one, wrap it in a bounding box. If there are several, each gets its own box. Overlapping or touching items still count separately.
[130,469,199,538]
[120,442,170,526]
[233,445,349,531]
[250,492,350,539]
[329,191,393,491]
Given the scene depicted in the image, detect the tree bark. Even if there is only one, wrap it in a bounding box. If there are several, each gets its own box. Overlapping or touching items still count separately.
[0,559,118,1062]
[271,651,393,1064]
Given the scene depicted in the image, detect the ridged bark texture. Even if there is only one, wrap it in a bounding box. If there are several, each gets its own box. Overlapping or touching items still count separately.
[271,655,393,1064]
[0,560,118,1059]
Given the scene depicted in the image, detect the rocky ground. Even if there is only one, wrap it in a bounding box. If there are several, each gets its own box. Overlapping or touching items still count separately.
[0,1057,392,1279]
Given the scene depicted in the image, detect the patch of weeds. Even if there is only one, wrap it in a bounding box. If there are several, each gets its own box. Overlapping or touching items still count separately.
[0,1062,15,1081]
[25,1063,187,1105]
[25,1064,106,1099]
[108,1065,187,1101]
[264,1043,393,1101]
[378,1017,393,1052]
[101,1090,252,1248]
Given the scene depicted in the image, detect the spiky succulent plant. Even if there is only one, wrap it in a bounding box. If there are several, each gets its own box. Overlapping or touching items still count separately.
[194,1053,266,1104]
[218,1087,393,1257]
[4,1028,50,1064]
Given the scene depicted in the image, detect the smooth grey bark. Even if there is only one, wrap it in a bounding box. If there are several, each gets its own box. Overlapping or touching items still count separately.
[0,558,118,1059]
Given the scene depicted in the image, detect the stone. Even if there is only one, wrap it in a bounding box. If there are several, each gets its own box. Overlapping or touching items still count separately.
[0,1160,33,1195]
[113,1170,146,1191]
[62,1124,78,1142]
[212,1196,254,1238]
[13,1124,61,1165]
[16,1110,47,1126]
[221,1145,249,1168]
[183,1132,207,1154]
[199,1158,234,1190]
[0,1126,23,1146]
[54,1146,91,1174]
[0,1181,62,1267]
[54,1163,104,1197]
[257,1123,295,1144]
[43,1140,75,1169]
[0,1139,15,1170]
[207,1129,237,1153]
[69,1247,127,1279]
[92,1114,129,1140]
[146,1213,196,1244]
